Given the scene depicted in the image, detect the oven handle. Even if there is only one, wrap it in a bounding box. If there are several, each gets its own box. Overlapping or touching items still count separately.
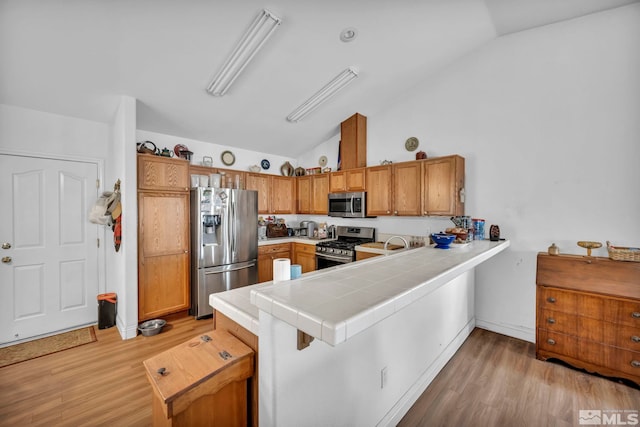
[316,252,352,263]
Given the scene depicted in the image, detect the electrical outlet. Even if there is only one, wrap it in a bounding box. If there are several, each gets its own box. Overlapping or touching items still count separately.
[381,367,388,389]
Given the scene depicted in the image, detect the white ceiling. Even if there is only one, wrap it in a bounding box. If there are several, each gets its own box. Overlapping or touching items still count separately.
[1,0,637,157]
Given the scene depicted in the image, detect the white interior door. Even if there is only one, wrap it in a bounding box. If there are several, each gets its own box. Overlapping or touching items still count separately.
[0,154,100,345]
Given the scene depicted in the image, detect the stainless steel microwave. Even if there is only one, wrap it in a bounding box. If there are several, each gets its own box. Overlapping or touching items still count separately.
[328,192,372,218]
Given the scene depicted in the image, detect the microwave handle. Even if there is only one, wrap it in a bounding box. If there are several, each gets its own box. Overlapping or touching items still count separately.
[350,195,355,216]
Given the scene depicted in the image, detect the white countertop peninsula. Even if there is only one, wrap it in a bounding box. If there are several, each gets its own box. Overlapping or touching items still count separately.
[210,240,510,344]
[210,239,510,426]
[251,239,509,345]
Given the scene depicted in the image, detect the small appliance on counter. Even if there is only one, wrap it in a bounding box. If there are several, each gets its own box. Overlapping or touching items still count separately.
[266,223,288,238]
[299,221,317,237]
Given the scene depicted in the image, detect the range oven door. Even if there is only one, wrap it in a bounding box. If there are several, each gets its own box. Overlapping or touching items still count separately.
[316,253,352,270]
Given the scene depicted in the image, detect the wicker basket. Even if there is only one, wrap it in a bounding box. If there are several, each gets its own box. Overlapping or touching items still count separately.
[606,241,640,262]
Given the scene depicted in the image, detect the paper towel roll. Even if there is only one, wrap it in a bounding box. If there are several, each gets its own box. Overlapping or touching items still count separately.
[273,258,291,283]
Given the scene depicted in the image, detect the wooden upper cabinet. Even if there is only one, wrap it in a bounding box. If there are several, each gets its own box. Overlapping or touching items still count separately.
[245,173,271,213]
[366,165,393,216]
[297,176,311,214]
[329,168,366,192]
[393,161,422,216]
[311,174,329,214]
[138,154,190,191]
[271,176,295,214]
[340,113,367,170]
[422,155,465,216]
[245,174,295,214]
[366,162,421,216]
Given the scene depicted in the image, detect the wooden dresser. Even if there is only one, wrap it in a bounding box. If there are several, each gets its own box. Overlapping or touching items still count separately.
[536,253,640,385]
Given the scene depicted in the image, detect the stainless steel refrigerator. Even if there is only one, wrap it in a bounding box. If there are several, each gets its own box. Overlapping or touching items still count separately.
[190,187,258,319]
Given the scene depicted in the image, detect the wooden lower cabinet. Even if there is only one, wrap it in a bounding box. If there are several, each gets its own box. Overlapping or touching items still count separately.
[293,243,316,273]
[355,251,380,261]
[257,243,291,283]
[536,253,640,385]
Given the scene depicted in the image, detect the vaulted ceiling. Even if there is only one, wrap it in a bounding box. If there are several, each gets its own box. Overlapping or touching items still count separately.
[1,0,637,156]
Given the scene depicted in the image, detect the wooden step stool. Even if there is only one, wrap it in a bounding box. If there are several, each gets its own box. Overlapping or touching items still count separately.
[143,330,254,427]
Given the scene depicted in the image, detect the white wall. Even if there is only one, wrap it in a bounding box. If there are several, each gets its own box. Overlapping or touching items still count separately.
[136,129,297,176]
[361,4,640,341]
[108,96,139,339]
[0,104,110,159]
[259,271,475,427]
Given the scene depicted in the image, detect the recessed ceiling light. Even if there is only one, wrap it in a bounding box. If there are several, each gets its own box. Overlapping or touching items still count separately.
[340,27,358,42]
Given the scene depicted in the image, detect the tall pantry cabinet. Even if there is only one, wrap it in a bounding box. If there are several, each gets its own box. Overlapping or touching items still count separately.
[137,155,191,321]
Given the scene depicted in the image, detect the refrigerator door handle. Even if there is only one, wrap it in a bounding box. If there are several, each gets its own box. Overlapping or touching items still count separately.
[203,261,256,274]
[231,196,236,257]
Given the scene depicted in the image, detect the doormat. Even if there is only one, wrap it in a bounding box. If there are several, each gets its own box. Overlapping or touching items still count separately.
[0,326,97,369]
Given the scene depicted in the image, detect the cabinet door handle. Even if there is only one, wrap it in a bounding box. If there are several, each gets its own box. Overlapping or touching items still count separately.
[547,318,555,324]
[547,338,556,345]
[546,297,556,303]
[633,312,640,319]
[631,360,640,368]
[632,336,640,343]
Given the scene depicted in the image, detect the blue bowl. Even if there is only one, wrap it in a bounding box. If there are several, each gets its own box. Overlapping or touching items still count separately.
[431,233,455,249]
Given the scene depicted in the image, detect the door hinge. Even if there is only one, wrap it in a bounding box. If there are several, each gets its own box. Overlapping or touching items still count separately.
[97,238,100,248]
[96,179,100,189]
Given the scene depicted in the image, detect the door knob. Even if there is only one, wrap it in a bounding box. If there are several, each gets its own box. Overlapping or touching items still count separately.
[1,242,10,249]
[2,256,12,263]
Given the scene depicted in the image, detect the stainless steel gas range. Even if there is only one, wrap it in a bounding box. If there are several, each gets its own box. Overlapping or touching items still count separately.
[315,226,376,270]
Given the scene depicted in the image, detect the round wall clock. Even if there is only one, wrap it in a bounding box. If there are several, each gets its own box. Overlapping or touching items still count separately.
[405,137,419,152]
[261,159,270,170]
[221,150,235,166]
[318,155,328,167]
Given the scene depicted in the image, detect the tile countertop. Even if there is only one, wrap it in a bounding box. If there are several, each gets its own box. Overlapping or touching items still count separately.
[258,237,334,246]
[211,240,510,345]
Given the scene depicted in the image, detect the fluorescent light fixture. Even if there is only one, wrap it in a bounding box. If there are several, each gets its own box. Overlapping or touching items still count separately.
[287,67,359,123]
[206,9,281,96]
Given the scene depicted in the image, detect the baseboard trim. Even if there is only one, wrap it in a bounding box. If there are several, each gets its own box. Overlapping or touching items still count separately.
[475,318,535,343]
[116,317,138,340]
[378,318,476,427]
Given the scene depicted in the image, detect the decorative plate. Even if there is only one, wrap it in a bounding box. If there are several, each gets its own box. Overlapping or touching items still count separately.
[318,155,328,167]
[261,159,270,170]
[221,150,235,166]
[405,137,419,152]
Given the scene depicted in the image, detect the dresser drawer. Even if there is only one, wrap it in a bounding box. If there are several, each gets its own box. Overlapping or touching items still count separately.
[537,329,579,359]
[537,287,577,313]
[537,309,577,336]
[604,298,640,328]
[605,323,640,352]
[605,346,640,379]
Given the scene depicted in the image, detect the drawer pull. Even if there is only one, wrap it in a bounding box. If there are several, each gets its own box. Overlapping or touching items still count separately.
[547,338,556,345]
[547,318,556,324]
[632,360,640,368]
[632,336,640,343]
[546,297,556,303]
[633,312,640,319]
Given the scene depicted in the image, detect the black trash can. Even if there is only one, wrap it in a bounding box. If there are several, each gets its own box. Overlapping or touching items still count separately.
[97,293,117,329]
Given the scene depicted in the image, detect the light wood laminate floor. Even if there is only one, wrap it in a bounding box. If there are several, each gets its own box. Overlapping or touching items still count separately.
[1,319,638,426]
